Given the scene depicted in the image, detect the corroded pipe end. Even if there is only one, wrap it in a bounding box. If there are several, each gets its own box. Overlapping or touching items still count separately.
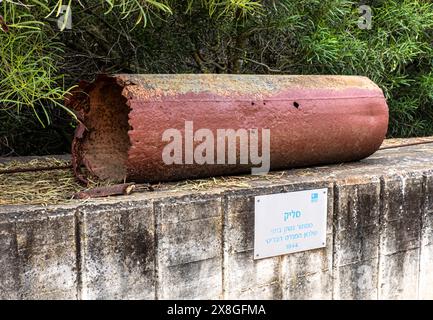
[67,74,388,184]
[68,75,131,183]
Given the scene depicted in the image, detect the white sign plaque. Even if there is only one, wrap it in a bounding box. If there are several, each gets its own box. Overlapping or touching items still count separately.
[254,188,328,259]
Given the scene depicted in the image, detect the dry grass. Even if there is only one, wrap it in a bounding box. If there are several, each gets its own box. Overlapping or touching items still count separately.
[0,157,117,206]
[1,137,430,206]
[0,158,288,205]
[0,158,81,206]
[156,171,291,193]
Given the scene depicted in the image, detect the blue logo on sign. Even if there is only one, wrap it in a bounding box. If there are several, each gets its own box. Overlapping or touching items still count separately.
[311,192,319,203]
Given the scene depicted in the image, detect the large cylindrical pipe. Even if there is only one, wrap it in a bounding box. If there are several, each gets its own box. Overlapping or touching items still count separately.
[68,74,388,183]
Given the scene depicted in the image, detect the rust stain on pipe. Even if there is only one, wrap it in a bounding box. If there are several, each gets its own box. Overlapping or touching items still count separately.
[67,74,389,183]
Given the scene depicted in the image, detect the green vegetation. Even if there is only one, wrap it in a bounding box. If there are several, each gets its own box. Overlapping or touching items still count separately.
[1,0,432,155]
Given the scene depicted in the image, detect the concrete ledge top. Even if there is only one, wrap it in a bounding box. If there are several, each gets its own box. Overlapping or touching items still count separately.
[1,138,433,216]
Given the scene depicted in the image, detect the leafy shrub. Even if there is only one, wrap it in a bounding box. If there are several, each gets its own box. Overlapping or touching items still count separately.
[1,0,432,155]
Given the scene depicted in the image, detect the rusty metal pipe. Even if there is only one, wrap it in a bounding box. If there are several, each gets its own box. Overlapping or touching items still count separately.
[67,74,389,183]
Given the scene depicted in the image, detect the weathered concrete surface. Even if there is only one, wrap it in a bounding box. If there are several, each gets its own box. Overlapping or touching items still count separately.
[1,142,433,299]
[0,208,77,299]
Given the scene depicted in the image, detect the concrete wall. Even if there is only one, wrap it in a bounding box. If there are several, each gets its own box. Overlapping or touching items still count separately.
[1,144,433,299]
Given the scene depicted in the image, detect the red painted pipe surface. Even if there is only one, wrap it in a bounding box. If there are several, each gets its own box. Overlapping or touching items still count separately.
[67,74,388,183]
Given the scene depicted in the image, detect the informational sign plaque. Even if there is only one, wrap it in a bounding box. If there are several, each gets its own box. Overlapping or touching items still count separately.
[254,188,328,260]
